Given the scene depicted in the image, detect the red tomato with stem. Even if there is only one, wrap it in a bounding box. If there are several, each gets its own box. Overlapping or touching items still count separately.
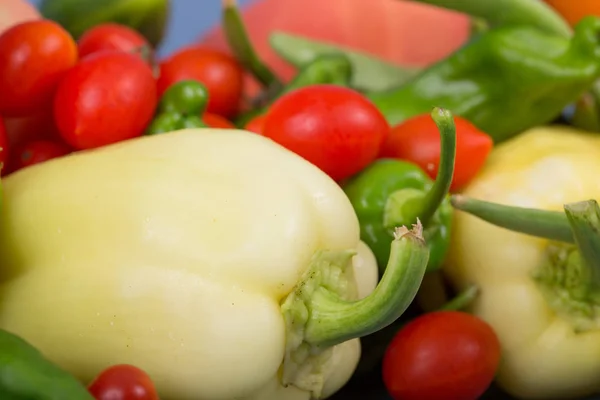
[10,139,70,171]
[381,114,493,191]
[54,50,157,150]
[78,23,150,59]
[0,19,77,117]
[244,114,266,134]
[262,85,389,181]
[157,47,244,118]
[88,364,159,400]
[383,311,501,400]
[203,112,236,129]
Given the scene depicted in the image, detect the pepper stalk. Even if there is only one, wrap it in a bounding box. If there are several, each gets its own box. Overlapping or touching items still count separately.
[384,107,457,228]
[281,222,429,396]
[451,195,600,331]
[344,107,456,273]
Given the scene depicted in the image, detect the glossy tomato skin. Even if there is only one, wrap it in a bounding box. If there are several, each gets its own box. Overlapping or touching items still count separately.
[157,47,244,118]
[78,23,150,59]
[262,85,389,181]
[381,114,493,191]
[0,19,77,117]
[54,50,157,150]
[383,311,501,400]
[88,364,159,400]
[11,139,70,172]
[203,112,235,129]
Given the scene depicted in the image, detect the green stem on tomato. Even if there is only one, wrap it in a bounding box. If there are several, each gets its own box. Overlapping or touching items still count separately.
[404,0,571,38]
[564,200,600,292]
[221,0,283,88]
[450,195,574,243]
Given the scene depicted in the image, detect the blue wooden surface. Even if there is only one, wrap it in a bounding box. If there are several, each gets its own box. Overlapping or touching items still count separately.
[27,0,256,56]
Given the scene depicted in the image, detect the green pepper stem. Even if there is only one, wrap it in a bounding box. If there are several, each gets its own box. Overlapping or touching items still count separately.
[418,107,457,226]
[564,200,600,291]
[450,194,574,243]
[439,285,479,311]
[304,223,429,347]
[221,0,282,88]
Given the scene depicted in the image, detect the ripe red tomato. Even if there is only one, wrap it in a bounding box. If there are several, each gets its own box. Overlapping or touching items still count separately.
[383,311,501,400]
[54,50,157,150]
[244,114,266,134]
[262,85,389,181]
[88,364,159,400]
[10,139,70,171]
[78,23,150,59]
[0,19,77,117]
[203,112,236,129]
[157,47,244,118]
[380,114,493,191]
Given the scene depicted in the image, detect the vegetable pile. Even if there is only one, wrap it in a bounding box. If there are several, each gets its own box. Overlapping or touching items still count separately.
[0,0,600,399]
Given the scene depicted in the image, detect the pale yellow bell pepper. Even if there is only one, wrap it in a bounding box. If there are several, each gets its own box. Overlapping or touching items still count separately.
[446,125,600,399]
[0,129,429,400]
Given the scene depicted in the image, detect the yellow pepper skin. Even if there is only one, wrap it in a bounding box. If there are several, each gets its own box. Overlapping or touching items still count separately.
[0,129,427,400]
[445,125,600,399]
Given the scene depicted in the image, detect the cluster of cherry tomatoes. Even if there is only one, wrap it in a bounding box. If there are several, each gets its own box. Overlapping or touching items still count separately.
[0,16,494,192]
[0,19,245,175]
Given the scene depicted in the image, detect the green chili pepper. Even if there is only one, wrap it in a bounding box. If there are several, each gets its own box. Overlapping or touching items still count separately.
[221,0,282,89]
[406,0,571,37]
[367,16,600,143]
[343,107,456,273]
[147,80,209,135]
[0,329,93,399]
[269,32,421,92]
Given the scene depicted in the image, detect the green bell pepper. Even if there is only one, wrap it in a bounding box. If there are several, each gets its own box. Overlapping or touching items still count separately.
[367,16,600,143]
[146,80,209,135]
[343,107,456,274]
[0,329,93,399]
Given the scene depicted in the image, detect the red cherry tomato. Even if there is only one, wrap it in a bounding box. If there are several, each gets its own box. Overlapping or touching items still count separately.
[203,112,236,129]
[54,50,157,150]
[78,23,150,59]
[88,364,159,400]
[383,311,501,400]
[380,114,493,191]
[0,19,77,117]
[157,47,244,118]
[244,114,266,134]
[262,85,389,181]
[11,139,70,171]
